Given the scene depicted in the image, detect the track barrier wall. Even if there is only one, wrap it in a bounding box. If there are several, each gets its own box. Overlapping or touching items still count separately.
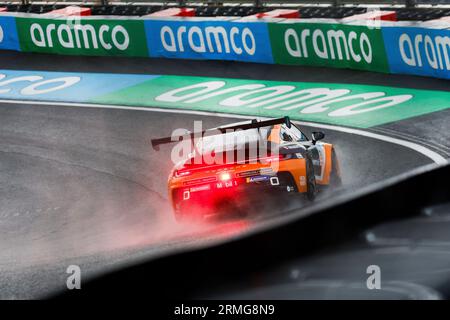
[0,13,449,79]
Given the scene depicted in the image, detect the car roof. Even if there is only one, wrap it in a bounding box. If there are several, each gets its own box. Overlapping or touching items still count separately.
[197,125,274,153]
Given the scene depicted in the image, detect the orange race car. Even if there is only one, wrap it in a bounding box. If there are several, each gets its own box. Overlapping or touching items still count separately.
[152,117,341,221]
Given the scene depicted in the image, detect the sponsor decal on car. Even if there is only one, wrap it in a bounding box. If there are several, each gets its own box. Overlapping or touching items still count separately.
[247,175,270,183]
[190,184,211,192]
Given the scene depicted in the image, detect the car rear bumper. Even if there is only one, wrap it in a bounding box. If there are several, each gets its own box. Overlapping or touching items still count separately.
[171,171,299,215]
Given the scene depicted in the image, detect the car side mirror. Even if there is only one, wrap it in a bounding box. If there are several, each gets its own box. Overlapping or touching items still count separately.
[312,131,325,144]
[284,116,292,128]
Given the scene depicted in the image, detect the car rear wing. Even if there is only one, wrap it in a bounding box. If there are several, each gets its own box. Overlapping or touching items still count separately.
[151,116,291,151]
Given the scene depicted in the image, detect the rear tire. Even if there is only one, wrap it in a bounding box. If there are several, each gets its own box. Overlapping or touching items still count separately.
[305,153,317,201]
[174,209,187,223]
[174,205,187,222]
[174,202,203,223]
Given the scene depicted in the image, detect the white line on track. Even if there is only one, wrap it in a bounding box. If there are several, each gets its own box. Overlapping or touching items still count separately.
[0,98,448,165]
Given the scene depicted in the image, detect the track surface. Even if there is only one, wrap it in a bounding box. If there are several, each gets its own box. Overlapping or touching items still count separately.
[0,51,448,298]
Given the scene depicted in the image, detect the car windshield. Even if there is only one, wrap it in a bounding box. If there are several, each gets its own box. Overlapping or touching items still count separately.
[289,124,308,142]
[197,127,272,154]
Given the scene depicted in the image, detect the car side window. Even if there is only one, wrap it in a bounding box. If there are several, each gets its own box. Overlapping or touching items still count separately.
[289,124,308,142]
[280,126,293,142]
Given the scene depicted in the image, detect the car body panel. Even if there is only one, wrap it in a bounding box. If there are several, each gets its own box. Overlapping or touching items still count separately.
[163,119,341,217]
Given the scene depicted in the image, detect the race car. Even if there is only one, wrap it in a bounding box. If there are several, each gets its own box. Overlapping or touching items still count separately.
[151,117,341,221]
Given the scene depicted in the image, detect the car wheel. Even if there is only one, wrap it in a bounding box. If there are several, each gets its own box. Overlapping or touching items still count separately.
[174,209,186,222]
[174,202,205,223]
[174,202,194,223]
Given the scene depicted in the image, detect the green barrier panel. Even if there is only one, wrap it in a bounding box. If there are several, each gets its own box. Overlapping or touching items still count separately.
[90,75,450,128]
[268,22,390,73]
[16,17,148,57]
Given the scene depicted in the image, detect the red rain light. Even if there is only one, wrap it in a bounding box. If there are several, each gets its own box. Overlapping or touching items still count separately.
[219,172,231,181]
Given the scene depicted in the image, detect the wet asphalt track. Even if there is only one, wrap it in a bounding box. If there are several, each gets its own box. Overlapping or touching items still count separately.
[0,51,448,298]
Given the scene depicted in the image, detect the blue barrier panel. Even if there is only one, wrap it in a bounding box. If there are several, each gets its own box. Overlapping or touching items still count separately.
[145,19,274,64]
[383,26,450,80]
[0,16,20,51]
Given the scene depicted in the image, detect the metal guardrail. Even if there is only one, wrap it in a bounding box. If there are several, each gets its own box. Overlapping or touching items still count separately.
[1,0,449,8]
